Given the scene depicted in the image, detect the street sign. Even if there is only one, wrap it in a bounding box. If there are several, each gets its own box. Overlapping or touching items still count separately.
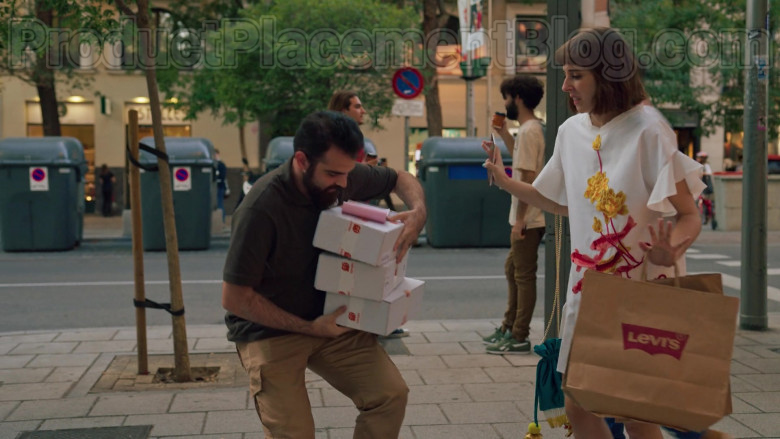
[392,99,424,117]
[29,167,49,191]
[173,166,191,191]
[392,67,424,99]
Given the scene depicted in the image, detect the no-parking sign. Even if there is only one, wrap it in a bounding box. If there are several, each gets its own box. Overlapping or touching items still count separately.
[29,167,49,191]
[173,166,191,191]
[392,67,424,99]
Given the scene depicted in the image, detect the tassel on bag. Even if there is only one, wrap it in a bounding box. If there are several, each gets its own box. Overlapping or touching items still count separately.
[527,215,572,437]
[524,422,543,439]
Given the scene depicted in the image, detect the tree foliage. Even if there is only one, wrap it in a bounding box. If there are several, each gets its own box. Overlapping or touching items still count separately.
[160,0,419,138]
[610,0,779,140]
[0,0,117,135]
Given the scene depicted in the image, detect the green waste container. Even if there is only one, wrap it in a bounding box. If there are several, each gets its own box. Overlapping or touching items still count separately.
[417,137,512,248]
[264,136,378,173]
[138,137,216,251]
[0,137,87,251]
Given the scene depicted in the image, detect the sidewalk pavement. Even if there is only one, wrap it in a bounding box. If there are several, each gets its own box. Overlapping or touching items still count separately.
[0,315,779,439]
[0,215,774,438]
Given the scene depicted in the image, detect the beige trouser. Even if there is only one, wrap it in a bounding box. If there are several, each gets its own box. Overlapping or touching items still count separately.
[236,331,408,439]
[502,227,545,341]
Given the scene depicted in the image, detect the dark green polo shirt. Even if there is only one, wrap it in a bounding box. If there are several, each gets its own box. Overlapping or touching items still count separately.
[223,158,398,342]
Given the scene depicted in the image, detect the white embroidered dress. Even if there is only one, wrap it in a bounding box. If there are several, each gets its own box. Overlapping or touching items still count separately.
[533,105,705,374]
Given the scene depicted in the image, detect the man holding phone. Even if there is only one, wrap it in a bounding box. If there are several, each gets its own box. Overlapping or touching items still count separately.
[482,75,546,354]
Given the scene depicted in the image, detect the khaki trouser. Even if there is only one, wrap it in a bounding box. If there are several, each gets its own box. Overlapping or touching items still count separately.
[502,227,545,341]
[236,331,408,439]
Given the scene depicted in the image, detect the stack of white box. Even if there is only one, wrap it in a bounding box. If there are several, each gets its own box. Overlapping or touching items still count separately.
[313,203,425,336]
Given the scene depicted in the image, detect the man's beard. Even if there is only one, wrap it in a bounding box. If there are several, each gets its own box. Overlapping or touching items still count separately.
[303,165,343,210]
[506,100,519,121]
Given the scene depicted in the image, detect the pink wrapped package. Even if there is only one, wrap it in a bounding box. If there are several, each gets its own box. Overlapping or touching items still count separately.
[341,201,390,224]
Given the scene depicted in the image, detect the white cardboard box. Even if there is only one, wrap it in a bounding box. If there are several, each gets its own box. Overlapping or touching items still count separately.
[323,277,425,336]
[313,206,404,266]
[315,252,408,301]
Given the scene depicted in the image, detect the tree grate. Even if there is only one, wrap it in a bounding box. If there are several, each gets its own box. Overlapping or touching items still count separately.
[18,425,152,439]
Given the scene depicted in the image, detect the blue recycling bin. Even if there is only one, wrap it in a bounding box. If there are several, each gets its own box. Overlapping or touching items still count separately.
[264,136,378,173]
[417,136,512,248]
[0,137,87,251]
[138,137,216,251]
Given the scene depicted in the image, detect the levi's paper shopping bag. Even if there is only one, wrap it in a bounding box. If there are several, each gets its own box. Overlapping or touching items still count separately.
[563,270,738,432]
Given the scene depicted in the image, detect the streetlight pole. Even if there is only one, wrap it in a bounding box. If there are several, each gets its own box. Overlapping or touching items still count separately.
[542,0,579,339]
[740,0,769,330]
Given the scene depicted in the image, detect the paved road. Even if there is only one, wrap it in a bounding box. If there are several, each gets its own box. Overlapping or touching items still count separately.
[0,230,778,332]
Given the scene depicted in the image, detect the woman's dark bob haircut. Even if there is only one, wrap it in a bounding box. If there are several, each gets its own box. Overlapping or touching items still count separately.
[555,27,647,115]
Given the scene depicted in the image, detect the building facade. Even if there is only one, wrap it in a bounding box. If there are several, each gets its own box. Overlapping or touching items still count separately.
[2,0,759,217]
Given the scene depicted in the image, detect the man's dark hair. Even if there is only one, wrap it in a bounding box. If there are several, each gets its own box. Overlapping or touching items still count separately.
[327,90,358,112]
[499,75,544,110]
[293,111,364,161]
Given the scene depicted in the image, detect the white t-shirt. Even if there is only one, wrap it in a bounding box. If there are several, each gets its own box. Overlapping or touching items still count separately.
[533,104,705,374]
[509,119,546,229]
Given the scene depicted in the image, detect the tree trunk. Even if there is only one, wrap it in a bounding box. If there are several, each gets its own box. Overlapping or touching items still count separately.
[238,124,247,163]
[34,2,61,136]
[137,0,192,383]
[422,0,443,137]
[257,117,273,171]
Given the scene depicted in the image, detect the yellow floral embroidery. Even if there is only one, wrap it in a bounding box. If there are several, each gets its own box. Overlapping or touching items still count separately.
[584,172,609,203]
[597,188,628,219]
[592,134,601,151]
[571,134,643,294]
[592,217,602,233]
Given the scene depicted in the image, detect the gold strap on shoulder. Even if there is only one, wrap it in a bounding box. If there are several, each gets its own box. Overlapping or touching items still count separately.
[542,215,563,341]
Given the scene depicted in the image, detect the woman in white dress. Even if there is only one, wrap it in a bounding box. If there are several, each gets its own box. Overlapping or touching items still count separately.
[484,28,705,438]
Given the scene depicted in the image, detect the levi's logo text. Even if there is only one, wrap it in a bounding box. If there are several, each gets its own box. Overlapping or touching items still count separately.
[621,323,689,360]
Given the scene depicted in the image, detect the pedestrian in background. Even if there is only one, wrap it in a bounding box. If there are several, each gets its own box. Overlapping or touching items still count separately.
[484,27,705,438]
[482,75,546,355]
[99,164,115,217]
[365,152,379,166]
[222,111,426,438]
[215,148,228,224]
[328,90,368,162]
[696,151,715,227]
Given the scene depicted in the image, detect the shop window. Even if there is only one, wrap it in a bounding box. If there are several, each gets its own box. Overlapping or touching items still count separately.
[515,16,548,73]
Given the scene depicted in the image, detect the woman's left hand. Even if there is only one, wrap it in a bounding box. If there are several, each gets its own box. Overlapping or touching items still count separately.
[638,218,693,267]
